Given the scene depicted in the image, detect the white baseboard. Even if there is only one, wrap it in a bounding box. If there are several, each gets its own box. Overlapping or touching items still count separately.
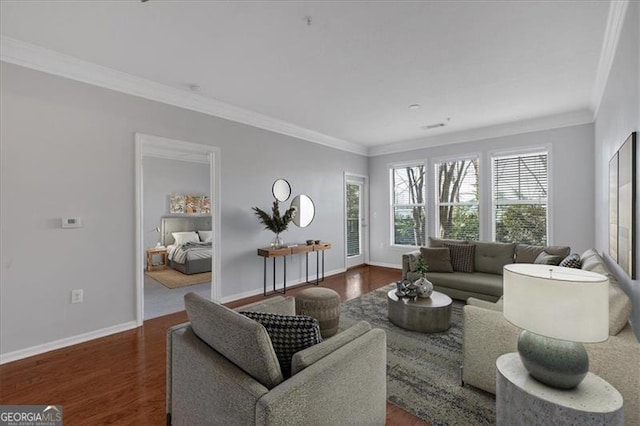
[220,268,346,303]
[0,320,138,365]
[367,261,402,270]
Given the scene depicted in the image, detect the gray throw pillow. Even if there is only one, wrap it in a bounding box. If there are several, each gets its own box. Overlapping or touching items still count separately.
[444,243,475,273]
[420,247,453,273]
[240,311,322,378]
[534,251,564,265]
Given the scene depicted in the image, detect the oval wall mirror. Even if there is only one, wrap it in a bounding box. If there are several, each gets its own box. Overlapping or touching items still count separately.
[291,194,315,228]
[272,179,291,202]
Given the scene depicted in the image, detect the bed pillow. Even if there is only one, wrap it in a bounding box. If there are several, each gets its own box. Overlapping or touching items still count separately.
[198,230,213,243]
[240,311,322,378]
[172,231,199,245]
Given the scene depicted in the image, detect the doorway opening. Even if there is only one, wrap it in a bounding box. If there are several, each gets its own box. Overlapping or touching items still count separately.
[135,133,221,325]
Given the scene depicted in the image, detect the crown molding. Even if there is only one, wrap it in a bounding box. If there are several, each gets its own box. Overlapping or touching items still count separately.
[590,0,629,118]
[368,109,595,156]
[0,36,367,156]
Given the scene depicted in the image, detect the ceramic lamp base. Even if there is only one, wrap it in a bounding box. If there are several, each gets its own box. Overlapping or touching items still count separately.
[517,330,589,389]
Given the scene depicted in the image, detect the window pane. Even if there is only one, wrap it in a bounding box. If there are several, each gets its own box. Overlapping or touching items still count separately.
[495,204,547,245]
[346,184,360,257]
[394,166,425,205]
[438,159,478,203]
[494,154,547,202]
[394,206,426,246]
[437,159,479,240]
[439,205,479,240]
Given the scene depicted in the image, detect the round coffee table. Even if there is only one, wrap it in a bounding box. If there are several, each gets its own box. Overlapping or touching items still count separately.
[387,289,452,332]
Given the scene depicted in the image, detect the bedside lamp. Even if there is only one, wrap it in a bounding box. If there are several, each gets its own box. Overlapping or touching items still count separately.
[503,264,609,389]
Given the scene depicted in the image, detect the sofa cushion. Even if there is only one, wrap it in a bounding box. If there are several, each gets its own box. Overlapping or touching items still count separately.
[515,244,570,263]
[429,237,468,247]
[240,311,322,378]
[420,247,453,273]
[534,251,564,265]
[184,292,284,389]
[514,244,545,263]
[425,271,503,297]
[444,243,475,273]
[580,249,632,335]
[473,241,516,275]
[559,253,582,269]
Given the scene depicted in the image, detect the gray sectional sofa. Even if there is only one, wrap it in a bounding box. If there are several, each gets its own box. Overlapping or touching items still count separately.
[402,237,570,302]
[462,249,639,426]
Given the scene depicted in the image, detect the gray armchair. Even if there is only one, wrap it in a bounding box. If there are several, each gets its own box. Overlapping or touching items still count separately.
[167,293,387,425]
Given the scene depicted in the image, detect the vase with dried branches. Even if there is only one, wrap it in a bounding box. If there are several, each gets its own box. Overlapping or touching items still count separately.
[252,201,296,248]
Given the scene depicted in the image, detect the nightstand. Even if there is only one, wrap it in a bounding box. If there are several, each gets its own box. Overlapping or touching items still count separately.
[496,352,623,425]
[146,247,168,271]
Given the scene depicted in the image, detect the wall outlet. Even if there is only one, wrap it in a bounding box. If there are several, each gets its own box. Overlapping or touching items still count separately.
[71,289,83,304]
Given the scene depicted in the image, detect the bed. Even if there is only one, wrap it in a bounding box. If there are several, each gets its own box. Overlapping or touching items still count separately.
[160,216,212,275]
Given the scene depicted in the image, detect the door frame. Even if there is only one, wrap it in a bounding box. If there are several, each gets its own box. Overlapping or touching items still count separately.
[344,172,369,268]
[135,133,221,326]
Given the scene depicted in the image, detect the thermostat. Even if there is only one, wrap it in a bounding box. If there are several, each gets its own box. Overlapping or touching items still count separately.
[62,217,83,228]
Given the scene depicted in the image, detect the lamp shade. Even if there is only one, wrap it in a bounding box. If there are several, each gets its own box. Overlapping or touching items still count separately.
[503,264,609,343]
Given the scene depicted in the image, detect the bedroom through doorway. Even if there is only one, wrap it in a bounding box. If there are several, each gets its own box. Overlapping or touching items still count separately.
[135,134,221,324]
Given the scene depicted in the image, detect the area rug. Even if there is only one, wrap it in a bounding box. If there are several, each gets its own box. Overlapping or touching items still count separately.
[339,284,495,425]
[145,269,211,289]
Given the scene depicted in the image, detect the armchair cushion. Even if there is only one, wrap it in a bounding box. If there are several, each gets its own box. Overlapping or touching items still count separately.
[291,321,371,375]
[184,292,284,389]
[240,311,322,378]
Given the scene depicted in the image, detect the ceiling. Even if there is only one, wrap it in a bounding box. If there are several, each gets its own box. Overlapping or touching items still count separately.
[0,1,616,155]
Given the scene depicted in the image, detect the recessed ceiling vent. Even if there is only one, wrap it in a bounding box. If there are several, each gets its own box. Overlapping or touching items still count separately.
[422,117,451,130]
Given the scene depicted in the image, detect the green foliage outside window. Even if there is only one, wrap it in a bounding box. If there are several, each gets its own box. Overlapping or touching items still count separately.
[495,204,547,245]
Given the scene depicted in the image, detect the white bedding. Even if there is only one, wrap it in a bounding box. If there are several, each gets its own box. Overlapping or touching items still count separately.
[168,242,212,264]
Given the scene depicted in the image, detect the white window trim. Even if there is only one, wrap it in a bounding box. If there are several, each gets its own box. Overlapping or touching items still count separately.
[489,144,553,244]
[432,154,481,240]
[389,160,428,248]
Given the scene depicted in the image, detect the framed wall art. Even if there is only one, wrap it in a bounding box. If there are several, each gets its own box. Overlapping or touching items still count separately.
[610,132,636,279]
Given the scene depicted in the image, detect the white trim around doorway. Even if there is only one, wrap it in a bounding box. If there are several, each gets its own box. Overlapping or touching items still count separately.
[135,133,221,326]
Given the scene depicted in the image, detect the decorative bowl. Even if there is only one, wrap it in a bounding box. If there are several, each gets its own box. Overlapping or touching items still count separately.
[306,240,314,245]
[314,240,321,244]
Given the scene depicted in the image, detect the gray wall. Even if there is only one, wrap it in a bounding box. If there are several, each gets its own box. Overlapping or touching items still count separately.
[368,124,596,268]
[0,62,367,357]
[142,157,209,251]
[594,2,639,337]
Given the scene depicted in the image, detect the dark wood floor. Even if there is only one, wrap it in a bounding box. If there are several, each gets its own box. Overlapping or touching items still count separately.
[0,265,427,426]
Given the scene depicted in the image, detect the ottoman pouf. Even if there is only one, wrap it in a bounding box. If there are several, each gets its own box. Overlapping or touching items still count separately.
[295,287,341,338]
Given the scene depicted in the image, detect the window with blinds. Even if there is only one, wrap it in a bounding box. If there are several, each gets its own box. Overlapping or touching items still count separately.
[492,151,548,245]
[391,164,426,246]
[436,158,479,240]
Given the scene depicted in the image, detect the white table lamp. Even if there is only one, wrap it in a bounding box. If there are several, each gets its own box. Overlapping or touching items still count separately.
[503,264,609,389]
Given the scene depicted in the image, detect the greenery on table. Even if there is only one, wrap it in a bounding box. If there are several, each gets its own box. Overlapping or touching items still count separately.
[252,201,296,234]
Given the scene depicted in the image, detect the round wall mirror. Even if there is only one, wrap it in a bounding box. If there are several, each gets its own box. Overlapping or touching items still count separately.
[291,194,315,228]
[272,179,291,202]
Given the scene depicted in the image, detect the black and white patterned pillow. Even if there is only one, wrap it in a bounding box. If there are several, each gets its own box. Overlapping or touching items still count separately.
[559,253,582,269]
[444,243,475,273]
[240,312,322,378]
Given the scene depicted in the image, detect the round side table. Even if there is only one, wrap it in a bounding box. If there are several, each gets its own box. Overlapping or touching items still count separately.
[496,353,623,425]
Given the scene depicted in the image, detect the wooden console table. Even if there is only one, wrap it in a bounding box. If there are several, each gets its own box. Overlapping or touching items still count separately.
[257,243,331,295]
